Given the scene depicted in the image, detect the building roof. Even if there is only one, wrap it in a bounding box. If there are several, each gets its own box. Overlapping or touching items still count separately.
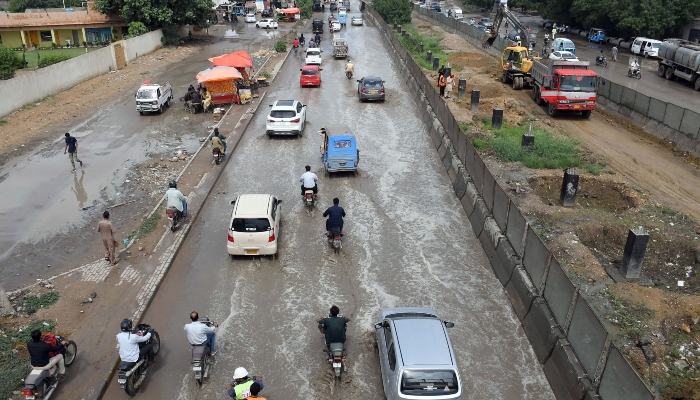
[0,2,124,30]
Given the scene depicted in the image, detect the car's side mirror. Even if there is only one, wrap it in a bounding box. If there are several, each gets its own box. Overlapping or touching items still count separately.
[302,104,307,107]
[230,200,236,205]
[277,200,283,204]
[444,321,454,328]
[269,104,273,107]
[300,68,303,71]
[374,322,382,330]
[382,81,386,83]
[320,68,323,71]
[356,79,360,82]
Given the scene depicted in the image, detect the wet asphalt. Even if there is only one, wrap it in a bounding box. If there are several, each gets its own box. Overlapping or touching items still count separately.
[101,12,554,400]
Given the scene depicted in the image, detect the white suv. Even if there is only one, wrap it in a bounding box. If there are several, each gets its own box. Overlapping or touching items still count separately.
[227,194,282,257]
[266,100,307,136]
[256,19,278,29]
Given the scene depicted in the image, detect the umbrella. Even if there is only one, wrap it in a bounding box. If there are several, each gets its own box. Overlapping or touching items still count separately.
[196,66,243,83]
[208,51,254,68]
[278,7,300,14]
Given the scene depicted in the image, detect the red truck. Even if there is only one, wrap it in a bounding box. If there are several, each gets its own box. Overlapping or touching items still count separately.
[530,59,598,118]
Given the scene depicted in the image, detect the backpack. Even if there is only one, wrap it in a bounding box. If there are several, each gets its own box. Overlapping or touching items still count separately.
[43,333,59,357]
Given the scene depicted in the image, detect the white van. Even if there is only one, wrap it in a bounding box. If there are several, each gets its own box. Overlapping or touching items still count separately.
[631,38,662,58]
[227,194,282,256]
[449,7,463,19]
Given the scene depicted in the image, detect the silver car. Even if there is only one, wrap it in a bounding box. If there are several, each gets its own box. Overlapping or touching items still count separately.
[357,76,386,102]
[374,308,462,400]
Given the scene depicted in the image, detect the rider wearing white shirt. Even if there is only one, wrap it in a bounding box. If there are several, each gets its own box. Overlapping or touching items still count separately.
[184,311,219,355]
[299,165,319,196]
[164,180,187,215]
[116,319,154,364]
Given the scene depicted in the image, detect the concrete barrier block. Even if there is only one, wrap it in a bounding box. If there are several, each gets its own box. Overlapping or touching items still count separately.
[482,167,496,211]
[492,183,510,232]
[504,266,537,320]
[663,103,684,131]
[584,390,600,400]
[505,202,527,256]
[451,154,462,176]
[680,109,700,139]
[522,226,551,290]
[461,180,478,216]
[448,163,457,183]
[453,169,467,199]
[472,155,485,193]
[465,140,476,176]
[492,239,519,286]
[632,92,650,115]
[543,339,593,400]
[620,87,636,110]
[438,139,449,160]
[457,131,468,164]
[647,97,666,122]
[609,82,622,104]
[521,298,565,363]
[478,218,501,261]
[468,198,488,237]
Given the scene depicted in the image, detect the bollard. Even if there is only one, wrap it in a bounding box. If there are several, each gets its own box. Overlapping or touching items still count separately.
[432,57,440,71]
[470,88,479,111]
[491,108,503,130]
[619,226,649,279]
[419,42,424,52]
[458,79,467,99]
[426,50,433,63]
[522,125,534,147]
[559,169,579,207]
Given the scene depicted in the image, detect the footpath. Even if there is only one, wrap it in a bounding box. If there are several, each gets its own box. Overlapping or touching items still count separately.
[6,49,291,400]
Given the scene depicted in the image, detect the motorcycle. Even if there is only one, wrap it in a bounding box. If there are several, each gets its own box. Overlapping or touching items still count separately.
[213,147,224,165]
[166,205,185,232]
[345,71,353,80]
[303,189,316,209]
[628,67,642,79]
[192,317,216,386]
[22,335,78,400]
[328,226,342,252]
[595,55,608,67]
[117,323,161,396]
[316,318,347,379]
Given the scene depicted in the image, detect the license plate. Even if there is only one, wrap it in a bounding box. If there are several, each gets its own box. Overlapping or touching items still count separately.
[25,396,35,400]
[306,198,313,202]
[573,105,580,109]
[333,362,342,368]
[245,249,258,255]
[118,379,127,384]
[339,162,346,166]
[193,366,202,371]
[369,90,377,94]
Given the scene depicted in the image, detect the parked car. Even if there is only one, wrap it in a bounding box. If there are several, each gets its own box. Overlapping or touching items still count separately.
[476,25,490,34]
[227,194,282,257]
[331,20,341,31]
[374,308,462,400]
[479,17,493,28]
[266,100,307,136]
[300,65,322,87]
[351,16,363,25]
[256,19,278,29]
[357,76,386,102]
[245,13,256,23]
[548,50,579,62]
[305,48,322,65]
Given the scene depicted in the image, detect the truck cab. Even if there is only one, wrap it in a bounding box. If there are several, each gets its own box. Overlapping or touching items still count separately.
[532,60,597,118]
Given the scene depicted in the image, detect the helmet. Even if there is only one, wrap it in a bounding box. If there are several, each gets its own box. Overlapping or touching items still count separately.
[232,367,248,379]
[169,180,177,189]
[120,318,132,332]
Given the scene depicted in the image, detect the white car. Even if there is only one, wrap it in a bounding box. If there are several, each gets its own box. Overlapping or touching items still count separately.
[245,13,256,23]
[331,20,341,31]
[256,19,278,29]
[266,99,307,136]
[549,50,579,62]
[227,194,282,257]
[351,16,363,25]
[305,48,322,65]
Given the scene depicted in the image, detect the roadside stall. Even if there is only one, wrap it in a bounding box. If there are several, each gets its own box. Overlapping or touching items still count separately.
[276,7,300,22]
[207,51,256,104]
[196,66,243,105]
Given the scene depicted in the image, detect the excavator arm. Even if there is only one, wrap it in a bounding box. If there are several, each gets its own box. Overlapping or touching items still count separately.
[482,4,530,49]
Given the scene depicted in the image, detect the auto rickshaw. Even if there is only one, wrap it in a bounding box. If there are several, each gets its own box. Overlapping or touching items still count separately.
[322,124,359,174]
[588,28,606,44]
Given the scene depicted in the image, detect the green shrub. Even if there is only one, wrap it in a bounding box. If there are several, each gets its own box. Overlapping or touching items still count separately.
[0,44,22,79]
[128,21,148,36]
[374,0,411,24]
[298,0,312,18]
[38,54,72,68]
[23,291,60,312]
[161,24,181,46]
[275,40,287,52]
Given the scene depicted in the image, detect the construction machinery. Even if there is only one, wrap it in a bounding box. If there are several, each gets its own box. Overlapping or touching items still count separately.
[499,45,536,90]
[482,4,532,50]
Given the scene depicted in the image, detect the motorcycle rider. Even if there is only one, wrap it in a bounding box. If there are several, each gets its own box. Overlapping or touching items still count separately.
[596,49,605,64]
[226,367,264,399]
[211,128,226,155]
[317,305,350,356]
[293,38,299,53]
[323,197,346,236]
[629,58,640,74]
[299,33,305,46]
[116,319,155,367]
[165,180,188,218]
[184,311,219,356]
[344,60,354,78]
[27,330,68,379]
[314,33,321,46]
[300,165,319,198]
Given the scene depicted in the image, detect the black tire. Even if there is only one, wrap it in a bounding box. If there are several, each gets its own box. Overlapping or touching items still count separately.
[512,76,519,90]
[501,71,508,84]
[694,77,700,91]
[547,102,558,117]
[158,106,163,114]
[64,341,77,366]
[603,60,607,67]
[196,377,203,386]
[139,111,144,115]
[665,67,675,80]
[636,73,641,80]
[151,331,161,355]
[628,70,632,77]
[581,110,591,118]
[170,218,176,232]
[658,64,666,77]
[215,156,221,165]
[125,371,139,396]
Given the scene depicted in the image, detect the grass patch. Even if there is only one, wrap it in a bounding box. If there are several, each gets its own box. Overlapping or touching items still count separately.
[0,320,56,399]
[395,24,449,70]
[0,120,7,126]
[127,213,162,241]
[480,120,582,169]
[22,291,60,313]
[605,292,655,340]
[15,48,97,69]
[140,70,150,75]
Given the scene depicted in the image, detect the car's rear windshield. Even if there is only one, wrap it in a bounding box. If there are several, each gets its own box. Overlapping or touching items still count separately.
[302,69,318,75]
[270,110,296,118]
[308,50,321,56]
[362,79,383,88]
[401,370,459,396]
[232,218,270,232]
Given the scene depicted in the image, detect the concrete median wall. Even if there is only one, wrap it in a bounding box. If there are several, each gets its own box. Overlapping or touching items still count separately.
[0,30,163,118]
[368,5,656,399]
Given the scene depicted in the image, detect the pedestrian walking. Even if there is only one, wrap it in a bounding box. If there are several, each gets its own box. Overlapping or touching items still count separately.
[444,74,454,98]
[64,133,83,172]
[97,211,118,265]
[612,45,618,62]
[437,65,446,85]
[439,73,446,97]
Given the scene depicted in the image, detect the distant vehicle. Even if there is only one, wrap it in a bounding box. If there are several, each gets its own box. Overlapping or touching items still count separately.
[351,16,363,25]
[374,308,461,400]
[323,125,359,174]
[479,17,493,28]
[477,25,490,34]
[305,48,322,65]
[312,18,324,34]
[531,59,597,118]
[332,38,348,58]
[300,65,322,87]
[256,19,278,29]
[658,39,700,89]
[551,38,575,53]
[135,81,172,115]
[266,99,307,136]
[338,12,347,27]
[244,13,256,23]
[261,7,273,17]
[548,50,579,62]
[357,76,386,102]
[430,1,440,11]
[631,38,662,58]
[331,20,341,31]
[227,194,282,257]
[329,1,337,11]
[588,28,606,44]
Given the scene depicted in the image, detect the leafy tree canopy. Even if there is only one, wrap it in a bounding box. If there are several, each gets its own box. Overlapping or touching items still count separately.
[374,0,411,24]
[93,0,214,28]
[10,0,61,12]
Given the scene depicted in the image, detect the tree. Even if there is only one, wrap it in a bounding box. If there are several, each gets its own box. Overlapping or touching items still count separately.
[9,0,61,12]
[93,0,214,29]
[0,45,23,80]
[128,21,148,36]
[298,0,312,19]
[373,0,411,24]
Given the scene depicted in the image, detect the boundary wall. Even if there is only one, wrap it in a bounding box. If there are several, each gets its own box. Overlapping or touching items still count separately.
[368,5,656,399]
[0,30,163,117]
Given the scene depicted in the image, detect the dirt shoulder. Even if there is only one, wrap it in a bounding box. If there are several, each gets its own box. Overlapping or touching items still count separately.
[410,13,700,398]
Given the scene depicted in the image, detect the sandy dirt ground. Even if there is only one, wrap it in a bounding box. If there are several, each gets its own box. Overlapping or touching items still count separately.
[410,14,700,398]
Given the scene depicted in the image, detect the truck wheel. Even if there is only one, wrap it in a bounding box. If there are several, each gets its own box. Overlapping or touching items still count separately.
[658,64,666,77]
[665,67,675,80]
[501,71,508,84]
[512,76,519,90]
[547,103,558,117]
[581,110,591,118]
[158,106,163,114]
[695,77,700,91]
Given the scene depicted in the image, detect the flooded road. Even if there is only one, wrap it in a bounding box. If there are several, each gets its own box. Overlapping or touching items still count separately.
[102,15,554,400]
